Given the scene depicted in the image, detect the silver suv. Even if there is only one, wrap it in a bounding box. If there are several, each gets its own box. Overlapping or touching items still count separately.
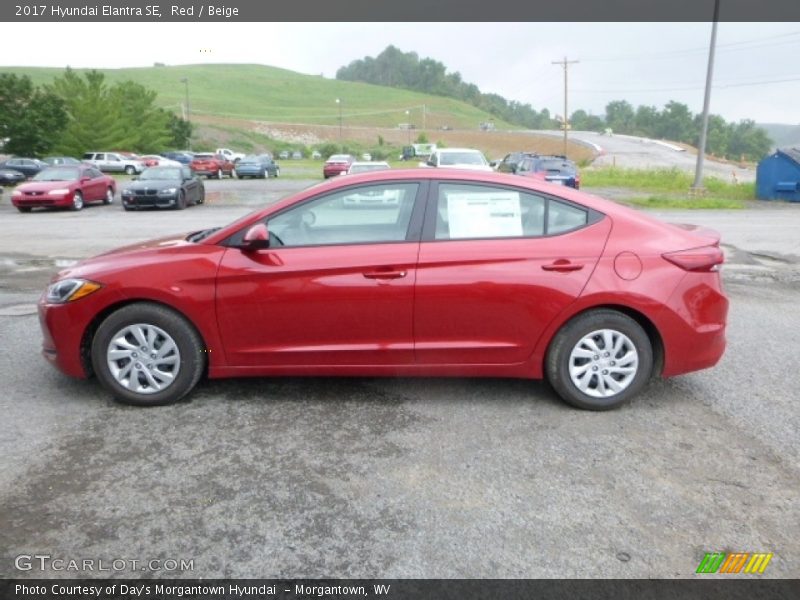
[82,152,144,175]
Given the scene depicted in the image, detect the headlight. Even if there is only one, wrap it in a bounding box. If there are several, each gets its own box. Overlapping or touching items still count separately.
[45,279,103,304]
[159,188,177,195]
[121,189,133,195]
[48,188,70,195]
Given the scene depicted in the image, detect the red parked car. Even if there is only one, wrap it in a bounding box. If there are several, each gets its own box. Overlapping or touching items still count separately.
[11,165,116,212]
[38,169,728,410]
[190,153,235,179]
[323,154,354,178]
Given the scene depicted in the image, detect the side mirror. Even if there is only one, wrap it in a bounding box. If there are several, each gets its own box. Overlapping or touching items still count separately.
[241,223,270,251]
[81,177,91,183]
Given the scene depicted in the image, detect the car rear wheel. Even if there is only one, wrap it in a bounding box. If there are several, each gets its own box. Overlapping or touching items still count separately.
[71,192,84,211]
[91,303,205,407]
[546,310,652,410]
[103,187,114,204]
[125,166,135,175]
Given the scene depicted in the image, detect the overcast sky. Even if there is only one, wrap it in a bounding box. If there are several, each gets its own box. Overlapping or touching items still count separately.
[3,22,800,124]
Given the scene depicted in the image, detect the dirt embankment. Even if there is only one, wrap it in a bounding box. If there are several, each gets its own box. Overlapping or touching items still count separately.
[192,114,596,163]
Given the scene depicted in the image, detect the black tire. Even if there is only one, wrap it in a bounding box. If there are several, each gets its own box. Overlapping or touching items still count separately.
[103,187,114,205]
[125,165,136,175]
[91,303,206,407]
[197,187,205,204]
[176,191,186,210]
[216,168,223,179]
[71,191,84,211]
[17,206,32,213]
[545,309,653,411]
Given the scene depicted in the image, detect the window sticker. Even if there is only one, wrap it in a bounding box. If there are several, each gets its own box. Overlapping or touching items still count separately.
[446,191,522,238]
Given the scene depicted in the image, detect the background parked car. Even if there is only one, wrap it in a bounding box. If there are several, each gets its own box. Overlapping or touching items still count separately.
[160,151,195,165]
[423,148,493,172]
[43,157,83,167]
[278,151,290,160]
[190,152,236,179]
[235,154,280,179]
[291,151,303,160]
[121,166,204,211]
[11,165,116,212]
[346,161,391,175]
[496,151,538,174]
[0,157,48,179]
[516,155,581,189]
[81,152,144,175]
[323,154,354,178]
[138,154,182,168]
[0,168,27,186]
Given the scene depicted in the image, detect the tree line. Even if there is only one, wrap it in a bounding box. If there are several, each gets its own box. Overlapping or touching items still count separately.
[336,46,773,161]
[0,69,191,158]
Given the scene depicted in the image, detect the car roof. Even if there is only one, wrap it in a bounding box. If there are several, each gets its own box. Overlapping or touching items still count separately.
[436,148,483,154]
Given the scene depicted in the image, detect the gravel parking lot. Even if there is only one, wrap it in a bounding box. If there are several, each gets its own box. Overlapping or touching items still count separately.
[0,176,798,578]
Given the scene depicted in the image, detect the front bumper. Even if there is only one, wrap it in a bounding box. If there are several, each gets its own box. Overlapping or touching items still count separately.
[122,193,179,208]
[12,192,73,208]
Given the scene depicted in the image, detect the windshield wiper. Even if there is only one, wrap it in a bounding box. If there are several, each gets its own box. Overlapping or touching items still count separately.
[186,227,221,243]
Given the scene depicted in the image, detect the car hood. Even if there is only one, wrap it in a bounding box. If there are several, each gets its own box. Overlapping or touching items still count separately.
[125,179,181,191]
[54,233,196,280]
[15,180,77,192]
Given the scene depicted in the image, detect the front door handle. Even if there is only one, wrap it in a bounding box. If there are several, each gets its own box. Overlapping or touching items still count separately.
[363,270,407,280]
[542,260,583,272]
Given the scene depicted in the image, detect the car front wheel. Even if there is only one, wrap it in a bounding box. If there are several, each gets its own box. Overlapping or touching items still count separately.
[545,310,653,410]
[71,191,84,211]
[104,187,114,204]
[91,303,206,406]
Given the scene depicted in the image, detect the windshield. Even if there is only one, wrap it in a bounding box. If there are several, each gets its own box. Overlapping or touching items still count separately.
[139,167,182,180]
[439,152,487,166]
[328,155,350,162]
[33,167,80,182]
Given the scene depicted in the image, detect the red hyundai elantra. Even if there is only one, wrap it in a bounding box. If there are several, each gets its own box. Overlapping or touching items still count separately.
[38,169,728,410]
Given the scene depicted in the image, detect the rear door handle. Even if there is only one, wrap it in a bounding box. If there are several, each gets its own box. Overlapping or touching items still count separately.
[542,260,583,272]
[363,270,407,280]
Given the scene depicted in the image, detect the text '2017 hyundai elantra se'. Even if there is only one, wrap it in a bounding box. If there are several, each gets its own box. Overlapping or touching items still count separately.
[38,169,728,410]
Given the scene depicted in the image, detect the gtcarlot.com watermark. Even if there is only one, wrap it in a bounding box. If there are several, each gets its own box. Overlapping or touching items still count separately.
[14,554,194,573]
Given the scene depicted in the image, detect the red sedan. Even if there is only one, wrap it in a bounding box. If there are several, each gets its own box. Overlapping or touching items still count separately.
[38,169,728,410]
[323,154,354,178]
[12,165,116,212]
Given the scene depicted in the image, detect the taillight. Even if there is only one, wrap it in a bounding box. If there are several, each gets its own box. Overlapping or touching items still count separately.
[662,245,724,272]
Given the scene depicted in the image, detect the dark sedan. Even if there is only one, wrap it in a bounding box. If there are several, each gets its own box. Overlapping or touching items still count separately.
[235,154,281,179]
[161,151,195,165]
[0,157,48,179]
[121,166,204,210]
[0,168,27,186]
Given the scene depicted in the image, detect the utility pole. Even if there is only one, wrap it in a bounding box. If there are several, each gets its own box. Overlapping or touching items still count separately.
[180,77,191,151]
[335,98,342,144]
[552,57,579,157]
[692,0,720,193]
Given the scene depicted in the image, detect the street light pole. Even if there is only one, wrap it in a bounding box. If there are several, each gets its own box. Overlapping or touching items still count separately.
[180,77,191,151]
[405,110,411,145]
[335,98,342,144]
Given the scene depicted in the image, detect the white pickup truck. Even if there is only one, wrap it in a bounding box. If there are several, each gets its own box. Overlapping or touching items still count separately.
[215,148,246,163]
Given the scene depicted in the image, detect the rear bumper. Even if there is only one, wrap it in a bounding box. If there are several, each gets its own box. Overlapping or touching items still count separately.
[658,272,729,377]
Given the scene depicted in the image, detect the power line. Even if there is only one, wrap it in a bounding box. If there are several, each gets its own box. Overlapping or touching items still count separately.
[573,75,800,94]
[583,30,800,63]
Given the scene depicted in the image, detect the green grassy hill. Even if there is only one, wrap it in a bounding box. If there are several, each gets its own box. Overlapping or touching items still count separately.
[1,63,512,130]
